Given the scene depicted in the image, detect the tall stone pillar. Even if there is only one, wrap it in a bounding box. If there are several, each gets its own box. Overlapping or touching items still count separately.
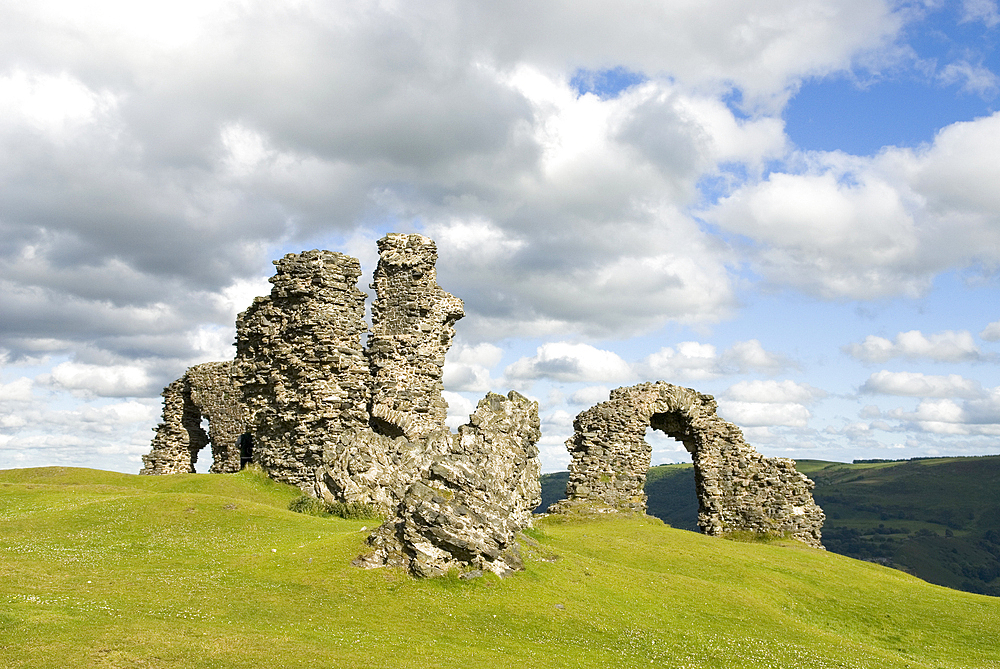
[366,233,464,441]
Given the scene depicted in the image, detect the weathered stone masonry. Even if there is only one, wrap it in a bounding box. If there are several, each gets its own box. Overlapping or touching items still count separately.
[141,361,245,475]
[142,234,544,576]
[550,381,825,548]
[143,235,825,576]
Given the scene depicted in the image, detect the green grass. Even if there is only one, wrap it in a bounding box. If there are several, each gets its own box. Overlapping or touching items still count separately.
[541,455,1000,597]
[3,467,1000,668]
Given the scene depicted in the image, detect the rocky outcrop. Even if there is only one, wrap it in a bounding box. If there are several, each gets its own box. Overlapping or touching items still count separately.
[359,391,541,577]
[140,362,245,475]
[550,382,825,548]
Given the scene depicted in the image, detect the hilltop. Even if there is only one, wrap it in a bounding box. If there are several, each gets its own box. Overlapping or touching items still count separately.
[2,466,1000,668]
[540,455,1000,597]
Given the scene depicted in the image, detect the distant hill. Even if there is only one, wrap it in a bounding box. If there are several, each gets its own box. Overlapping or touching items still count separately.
[539,455,1000,596]
[3,465,1000,668]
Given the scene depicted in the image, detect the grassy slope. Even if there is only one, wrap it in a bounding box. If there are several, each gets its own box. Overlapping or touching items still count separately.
[2,468,1000,668]
[541,456,1000,596]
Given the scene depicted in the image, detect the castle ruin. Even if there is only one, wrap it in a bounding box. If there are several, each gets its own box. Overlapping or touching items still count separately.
[142,234,824,576]
[550,382,825,548]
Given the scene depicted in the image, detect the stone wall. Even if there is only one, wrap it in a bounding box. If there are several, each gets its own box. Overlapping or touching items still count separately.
[367,233,465,441]
[140,362,245,475]
[359,391,541,577]
[550,382,825,548]
[234,250,371,491]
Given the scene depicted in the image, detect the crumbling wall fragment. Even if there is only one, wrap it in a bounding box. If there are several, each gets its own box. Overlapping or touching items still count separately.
[551,381,825,548]
[141,377,208,475]
[367,233,464,441]
[360,391,541,577]
[186,362,246,473]
[234,250,371,493]
[140,362,245,475]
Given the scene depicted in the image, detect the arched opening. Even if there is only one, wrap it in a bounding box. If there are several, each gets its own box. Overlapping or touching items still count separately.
[644,426,699,530]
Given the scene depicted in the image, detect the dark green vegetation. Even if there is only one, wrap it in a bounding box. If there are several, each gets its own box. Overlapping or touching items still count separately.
[538,455,1000,597]
[3,467,1000,667]
[287,495,382,520]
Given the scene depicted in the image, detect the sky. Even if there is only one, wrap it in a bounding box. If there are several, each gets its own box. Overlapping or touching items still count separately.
[1,0,999,475]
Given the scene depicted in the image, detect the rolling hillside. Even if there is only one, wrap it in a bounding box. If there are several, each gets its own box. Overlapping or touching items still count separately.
[539,455,1000,597]
[2,466,1000,667]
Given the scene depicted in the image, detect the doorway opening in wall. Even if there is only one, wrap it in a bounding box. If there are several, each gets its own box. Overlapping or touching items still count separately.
[193,417,215,473]
[644,427,699,531]
[238,433,254,469]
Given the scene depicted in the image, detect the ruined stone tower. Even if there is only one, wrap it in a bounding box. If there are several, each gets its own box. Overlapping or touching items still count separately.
[141,233,544,576]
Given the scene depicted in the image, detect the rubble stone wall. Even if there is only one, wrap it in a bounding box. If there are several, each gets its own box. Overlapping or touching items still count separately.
[551,382,825,548]
[186,362,245,473]
[234,250,371,492]
[140,362,245,475]
[359,391,541,577]
[367,233,464,441]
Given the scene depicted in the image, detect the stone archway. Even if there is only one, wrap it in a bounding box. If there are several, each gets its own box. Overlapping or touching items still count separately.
[140,361,246,475]
[549,381,825,548]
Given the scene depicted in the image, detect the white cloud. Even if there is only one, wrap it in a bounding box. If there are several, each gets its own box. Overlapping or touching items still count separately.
[443,342,503,392]
[885,388,1000,435]
[981,320,1000,342]
[42,362,154,398]
[0,378,34,402]
[724,379,826,404]
[703,112,1000,301]
[442,391,476,430]
[845,330,981,363]
[504,342,634,385]
[568,386,610,406]
[960,0,1000,27]
[860,371,984,398]
[717,401,811,428]
[640,339,791,380]
[938,60,1000,96]
[642,341,720,380]
[722,340,792,375]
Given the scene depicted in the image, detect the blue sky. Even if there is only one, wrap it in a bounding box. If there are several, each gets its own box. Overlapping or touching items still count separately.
[0,0,998,474]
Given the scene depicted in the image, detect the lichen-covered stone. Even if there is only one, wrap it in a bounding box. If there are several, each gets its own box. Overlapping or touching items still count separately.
[359,391,541,577]
[550,382,825,549]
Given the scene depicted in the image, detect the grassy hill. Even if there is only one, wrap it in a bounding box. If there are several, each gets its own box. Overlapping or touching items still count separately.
[539,456,1000,597]
[3,468,1000,668]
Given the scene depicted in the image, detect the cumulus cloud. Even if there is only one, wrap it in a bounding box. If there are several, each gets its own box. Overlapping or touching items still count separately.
[717,401,812,428]
[442,391,477,430]
[0,378,34,402]
[40,361,155,398]
[568,386,611,406]
[860,371,984,398]
[504,343,634,385]
[887,390,1000,435]
[724,379,827,404]
[443,342,504,392]
[640,339,791,380]
[844,330,982,363]
[702,112,1000,300]
[980,320,1000,341]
